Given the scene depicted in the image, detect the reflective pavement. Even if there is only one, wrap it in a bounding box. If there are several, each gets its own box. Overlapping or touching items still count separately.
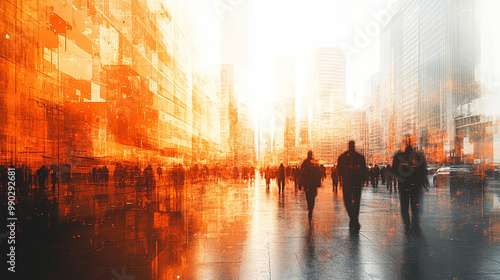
[6,175,500,279]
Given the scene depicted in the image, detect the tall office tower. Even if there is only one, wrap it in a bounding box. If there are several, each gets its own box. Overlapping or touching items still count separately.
[275,56,296,165]
[298,92,311,158]
[237,103,256,166]
[366,73,385,164]
[476,0,500,163]
[220,65,239,164]
[350,109,368,159]
[220,0,249,112]
[311,47,347,163]
[220,0,252,165]
[378,0,478,163]
[257,101,275,164]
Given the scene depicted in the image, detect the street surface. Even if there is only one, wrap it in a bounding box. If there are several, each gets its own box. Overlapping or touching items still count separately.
[8,175,500,279]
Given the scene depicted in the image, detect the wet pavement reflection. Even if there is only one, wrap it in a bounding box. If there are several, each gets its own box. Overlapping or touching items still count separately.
[6,174,500,279]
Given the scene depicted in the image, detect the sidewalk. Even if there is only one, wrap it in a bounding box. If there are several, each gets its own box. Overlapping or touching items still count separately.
[6,176,500,279]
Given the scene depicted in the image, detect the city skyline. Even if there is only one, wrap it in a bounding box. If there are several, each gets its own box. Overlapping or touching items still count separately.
[1,1,500,279]
[1,0,499,167]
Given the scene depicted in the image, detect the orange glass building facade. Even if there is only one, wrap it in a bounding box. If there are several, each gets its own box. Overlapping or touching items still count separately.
[0,0,224,170]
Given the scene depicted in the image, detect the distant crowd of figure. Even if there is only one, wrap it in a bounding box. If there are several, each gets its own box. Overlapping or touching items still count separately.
[0,164,69,197]
[0,161,259,200]
[1,138,429,235]
[261,139,429,235]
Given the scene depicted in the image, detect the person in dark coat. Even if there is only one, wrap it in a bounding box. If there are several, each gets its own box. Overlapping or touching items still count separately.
[157,165,163,182]
[51,164,58,192]
[277,163,286,194]
[337,141,367,233]
[293,167,300,189]
[103,166,109,187]
[36,165,49,190]
[320,164,326,182]
[386,164,394,193]
[265,167,272,189]
[331,165,339,192]
[301,151,321,220]
[92,167,97,182]
[372,165,380,187]
[392,143,429,234]
[381,165,386,184]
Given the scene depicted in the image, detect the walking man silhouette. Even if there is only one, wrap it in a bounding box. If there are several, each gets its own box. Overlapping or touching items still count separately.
[277,163,286,194]
[338,141,367,233]
[392,141,428,234]
[301,151,320,220]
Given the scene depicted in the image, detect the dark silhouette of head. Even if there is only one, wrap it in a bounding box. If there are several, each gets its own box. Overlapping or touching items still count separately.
[405,144,414,153]
[307,150,313,160]
[348,140,355,151]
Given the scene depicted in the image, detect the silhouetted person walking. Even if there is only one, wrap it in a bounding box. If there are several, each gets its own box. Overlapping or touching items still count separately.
[392,143,428,234]
[265,167,271,189]
[36,165,49,190]
[372,165,380,187]
[92,167,97,182]
[277,163,285,194]
[293,167,300,189]
[338,141,367,232]
[301,151,321,220]
[103,165,109,187]
[386,164,395,193]
[331,165,339,192]
[157,165,163,181]
[51,164,58,192]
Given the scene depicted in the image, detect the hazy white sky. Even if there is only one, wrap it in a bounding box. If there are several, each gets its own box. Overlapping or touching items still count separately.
[247,0,396,109]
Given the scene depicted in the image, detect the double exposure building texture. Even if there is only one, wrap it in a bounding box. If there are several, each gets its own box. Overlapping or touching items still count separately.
[373,0,482,163]
[275,56,297,165]
[312,47,347,163]
[0,0,221,167]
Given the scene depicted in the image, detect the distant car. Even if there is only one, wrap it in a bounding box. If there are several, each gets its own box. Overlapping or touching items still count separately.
[432,165,483,188]
[427,164,440,175]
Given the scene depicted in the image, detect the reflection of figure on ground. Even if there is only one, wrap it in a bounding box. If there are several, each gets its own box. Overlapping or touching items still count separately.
[331,165,339,192]
[277,163,285,194]
[392,142,429,234]
[338,141,367,233]
[301,151,321,220]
